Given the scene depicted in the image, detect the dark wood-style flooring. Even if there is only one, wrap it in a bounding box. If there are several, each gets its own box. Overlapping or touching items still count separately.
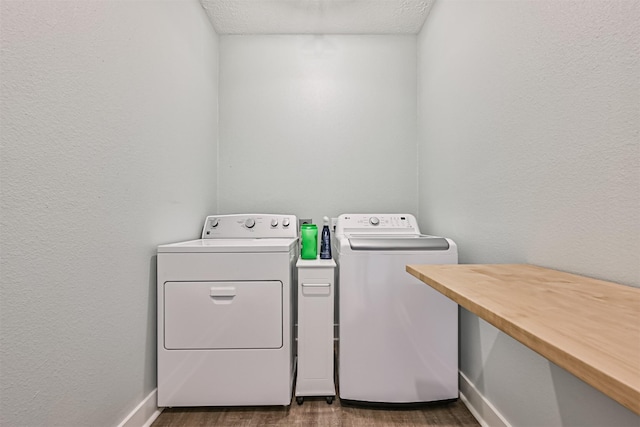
[152,397,480,426]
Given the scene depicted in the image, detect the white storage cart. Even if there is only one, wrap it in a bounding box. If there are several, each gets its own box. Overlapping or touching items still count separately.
[295,258,336,404]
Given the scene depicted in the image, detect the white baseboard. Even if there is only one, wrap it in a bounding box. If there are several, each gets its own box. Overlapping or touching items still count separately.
[459,372,511,427]
[117,388,163,427]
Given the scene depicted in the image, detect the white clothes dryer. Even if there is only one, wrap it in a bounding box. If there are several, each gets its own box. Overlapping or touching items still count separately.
[157,214,298,407]
[335,213,458,405]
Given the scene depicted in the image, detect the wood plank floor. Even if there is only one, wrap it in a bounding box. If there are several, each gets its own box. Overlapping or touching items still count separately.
[152,397,480,426]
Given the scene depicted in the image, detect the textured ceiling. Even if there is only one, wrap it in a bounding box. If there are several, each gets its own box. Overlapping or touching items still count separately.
[200,0,434,35]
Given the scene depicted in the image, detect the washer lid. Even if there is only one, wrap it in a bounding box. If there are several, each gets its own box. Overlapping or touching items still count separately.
[347,235,450,251]
[158,238,298,253]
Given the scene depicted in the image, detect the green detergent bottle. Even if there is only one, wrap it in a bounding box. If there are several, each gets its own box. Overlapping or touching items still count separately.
[300,224,318,259]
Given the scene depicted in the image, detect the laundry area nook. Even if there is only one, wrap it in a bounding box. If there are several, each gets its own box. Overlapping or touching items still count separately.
[153,213,478,426]
[1,1,638,427]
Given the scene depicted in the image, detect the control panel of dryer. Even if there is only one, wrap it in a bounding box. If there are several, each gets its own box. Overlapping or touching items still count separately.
[335,214,420,236]
[201,214,299,239]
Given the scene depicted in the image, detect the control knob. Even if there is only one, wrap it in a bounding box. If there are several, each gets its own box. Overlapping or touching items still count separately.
[282,218,290,227]
[369,216,380,226]
[210,218,219,228]
[271,218,278,227]
[244,218,255,229]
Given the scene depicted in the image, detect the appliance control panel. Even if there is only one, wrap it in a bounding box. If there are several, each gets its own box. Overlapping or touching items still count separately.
[201,214,299,239]
[335,214,420,236]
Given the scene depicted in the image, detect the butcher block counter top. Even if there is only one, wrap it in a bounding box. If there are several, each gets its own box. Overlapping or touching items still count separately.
[406,264,640,415]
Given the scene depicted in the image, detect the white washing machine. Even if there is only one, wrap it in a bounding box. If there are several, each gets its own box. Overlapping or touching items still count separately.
[335,213,458,404]
[157,214,298,407]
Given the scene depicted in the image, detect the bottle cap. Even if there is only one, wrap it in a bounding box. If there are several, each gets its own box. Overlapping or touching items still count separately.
[323,216,329,224]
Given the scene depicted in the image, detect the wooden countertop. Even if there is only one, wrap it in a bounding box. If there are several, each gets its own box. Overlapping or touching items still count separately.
[406,264,640,415]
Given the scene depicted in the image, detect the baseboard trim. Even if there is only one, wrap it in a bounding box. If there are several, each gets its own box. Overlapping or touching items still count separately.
[459,372,511,427]
[117,388,163,427]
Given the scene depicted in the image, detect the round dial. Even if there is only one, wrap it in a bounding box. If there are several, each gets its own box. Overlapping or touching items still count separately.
[210,218,219,228]
[244,218,255,229]
[369,216,380,226]
[271,218,278,227]
[282,218,290,227]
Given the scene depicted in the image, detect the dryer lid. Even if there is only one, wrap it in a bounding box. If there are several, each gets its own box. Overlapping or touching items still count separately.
[158,238,298,253]
[347,235,450,251]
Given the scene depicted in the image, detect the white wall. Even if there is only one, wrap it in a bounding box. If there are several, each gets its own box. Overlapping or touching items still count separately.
[417,1,639,426]
[0,1,218,426]
[218,35,417,224]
